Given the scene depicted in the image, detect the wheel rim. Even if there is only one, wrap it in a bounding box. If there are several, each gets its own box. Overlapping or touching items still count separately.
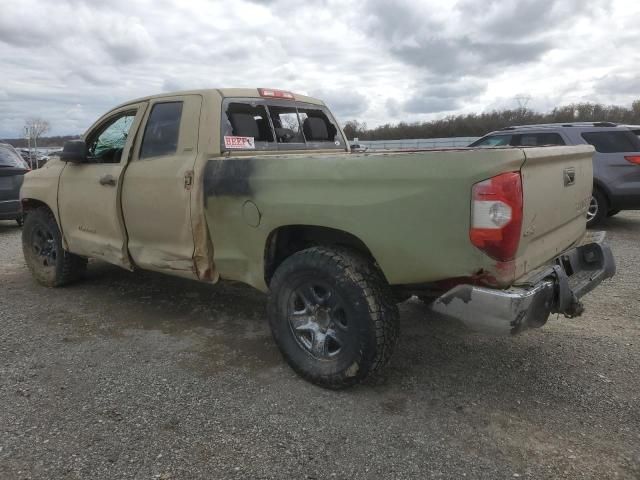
[287,282,349,359]
[586,195,598,221]
[31,226,56,268]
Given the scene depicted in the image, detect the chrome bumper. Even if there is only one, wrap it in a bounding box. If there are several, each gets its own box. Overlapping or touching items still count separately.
[430,234,616,335]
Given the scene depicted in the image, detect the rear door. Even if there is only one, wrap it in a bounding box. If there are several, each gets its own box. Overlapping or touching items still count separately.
[517,145,594,273]
[121,95,202,278]
[57,103,147,267]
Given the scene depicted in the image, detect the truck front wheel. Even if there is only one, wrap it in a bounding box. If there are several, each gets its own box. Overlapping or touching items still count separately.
[268,246,399,389]
[22,208,87,287]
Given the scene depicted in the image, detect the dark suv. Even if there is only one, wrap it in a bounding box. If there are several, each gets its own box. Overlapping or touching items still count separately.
[470,122,640,226]
[0,143,30,226]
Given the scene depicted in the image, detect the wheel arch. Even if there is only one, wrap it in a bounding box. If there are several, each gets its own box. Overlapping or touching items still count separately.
[21,198,55,216]
[263,224,380,286]
[21,198,66,248]
[592,178,612,205]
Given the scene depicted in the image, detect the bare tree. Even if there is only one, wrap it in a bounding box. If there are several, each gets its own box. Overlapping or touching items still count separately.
[24,118,50,168]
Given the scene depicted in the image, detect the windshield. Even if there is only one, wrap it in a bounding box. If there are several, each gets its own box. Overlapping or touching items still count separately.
[0,146,28,168]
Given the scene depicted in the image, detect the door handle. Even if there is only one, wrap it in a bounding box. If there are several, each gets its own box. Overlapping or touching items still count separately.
[99,174,117,186]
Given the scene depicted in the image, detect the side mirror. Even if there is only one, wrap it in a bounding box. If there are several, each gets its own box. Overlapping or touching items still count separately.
[60,140,87,163]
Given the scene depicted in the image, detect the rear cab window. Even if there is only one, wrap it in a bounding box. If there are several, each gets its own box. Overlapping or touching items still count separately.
[221,98,344,152]
[581,131,640,153]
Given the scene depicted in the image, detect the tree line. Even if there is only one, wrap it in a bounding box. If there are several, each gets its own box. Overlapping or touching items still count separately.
[1,134,78,149]
[342,99,640,140]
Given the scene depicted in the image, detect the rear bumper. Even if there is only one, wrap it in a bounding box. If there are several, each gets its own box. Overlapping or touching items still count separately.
[430,232,616,335]
[0,199,22,220]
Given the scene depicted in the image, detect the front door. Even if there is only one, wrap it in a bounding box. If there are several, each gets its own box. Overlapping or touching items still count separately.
[57,103,147,268]
[120,95,202,278]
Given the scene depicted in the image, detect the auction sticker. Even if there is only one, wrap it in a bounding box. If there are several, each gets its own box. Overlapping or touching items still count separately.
[224,136,255,149]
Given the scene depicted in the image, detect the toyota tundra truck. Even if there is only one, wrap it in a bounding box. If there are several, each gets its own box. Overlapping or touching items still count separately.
[19,88,615,389]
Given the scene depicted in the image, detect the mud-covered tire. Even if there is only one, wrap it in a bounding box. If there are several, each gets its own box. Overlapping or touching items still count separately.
[268,246,399,389]
[22,207,87,287]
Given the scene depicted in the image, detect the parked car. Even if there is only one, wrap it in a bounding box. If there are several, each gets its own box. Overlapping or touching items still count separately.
[349,143,368,152]
[20,88,614,388]
[0,143,30,226]
[17,149,49,169]
[469,122,640,226]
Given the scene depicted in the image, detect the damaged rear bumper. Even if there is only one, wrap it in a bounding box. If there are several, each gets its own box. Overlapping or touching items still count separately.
[430,232,616,335]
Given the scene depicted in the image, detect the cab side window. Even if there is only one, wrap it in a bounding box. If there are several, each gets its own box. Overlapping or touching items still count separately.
[87,111,136,163]
[140,102,183,159]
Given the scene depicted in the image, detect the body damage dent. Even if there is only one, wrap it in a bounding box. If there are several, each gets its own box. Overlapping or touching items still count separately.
[192,163,219,282]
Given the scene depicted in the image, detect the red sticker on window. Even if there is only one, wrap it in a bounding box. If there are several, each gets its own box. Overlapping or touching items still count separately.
[224,136,255,149]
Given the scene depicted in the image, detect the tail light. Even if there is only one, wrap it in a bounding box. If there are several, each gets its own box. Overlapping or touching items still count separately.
[258,88,295,100]
[624,155,640,165]
[470,172,523,262]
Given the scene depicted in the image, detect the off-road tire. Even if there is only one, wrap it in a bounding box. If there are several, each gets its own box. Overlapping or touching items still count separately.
[587,189,608,228]
[268,246,399,389]
[22,207,87,287]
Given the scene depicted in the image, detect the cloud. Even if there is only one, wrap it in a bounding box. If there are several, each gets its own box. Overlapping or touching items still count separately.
[595,73,640,96]
[310,89,370,120]
[0,0,638,138]
[402,78,488,114]
[360,0,611,77]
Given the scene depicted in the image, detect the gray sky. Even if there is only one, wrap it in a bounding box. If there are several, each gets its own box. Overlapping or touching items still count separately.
[1,0,638,137]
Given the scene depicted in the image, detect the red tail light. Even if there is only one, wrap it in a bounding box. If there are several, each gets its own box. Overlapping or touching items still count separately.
[258,88,295,100]
[624,155,640,165]
[470,172,523,262]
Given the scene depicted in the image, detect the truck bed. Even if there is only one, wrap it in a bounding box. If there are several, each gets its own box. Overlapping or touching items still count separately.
[202,145,594,290]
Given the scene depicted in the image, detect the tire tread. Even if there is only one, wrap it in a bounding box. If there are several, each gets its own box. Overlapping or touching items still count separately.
[268,246,399,389]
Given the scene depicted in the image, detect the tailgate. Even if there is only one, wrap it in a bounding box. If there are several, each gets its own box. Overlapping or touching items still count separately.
[517,145,594,275]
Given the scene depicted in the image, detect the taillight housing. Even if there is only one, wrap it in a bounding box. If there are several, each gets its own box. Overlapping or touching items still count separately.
[470,172,523,262]
[258,88,295,100]
[624,155,640,165]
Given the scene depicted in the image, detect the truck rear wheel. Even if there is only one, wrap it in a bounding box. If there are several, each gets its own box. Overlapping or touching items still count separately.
[268,246,399,389]
[22,207,87,287]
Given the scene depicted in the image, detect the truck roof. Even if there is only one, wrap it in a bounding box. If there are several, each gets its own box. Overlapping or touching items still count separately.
[114,88,326,110]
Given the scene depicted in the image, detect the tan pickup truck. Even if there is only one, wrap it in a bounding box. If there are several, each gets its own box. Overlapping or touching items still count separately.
[20,88,615,388]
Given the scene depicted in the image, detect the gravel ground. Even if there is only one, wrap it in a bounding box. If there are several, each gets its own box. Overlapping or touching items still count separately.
[1,214,639,479]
